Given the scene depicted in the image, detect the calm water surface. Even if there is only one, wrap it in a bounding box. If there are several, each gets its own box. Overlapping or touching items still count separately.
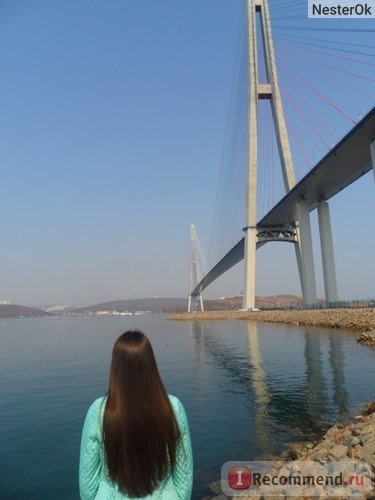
[0,315,374,499]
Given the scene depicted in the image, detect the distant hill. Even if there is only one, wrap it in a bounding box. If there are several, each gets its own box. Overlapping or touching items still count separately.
[0,304,52,318]
[73,295,304,314]
[74,298,188,314]
[203,295,304,310]
[257,294,304,309]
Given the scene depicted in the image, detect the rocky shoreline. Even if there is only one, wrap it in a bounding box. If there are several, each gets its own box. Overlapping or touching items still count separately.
[357,330,375,347]
[206,403,375,499]
[171,308,375,334]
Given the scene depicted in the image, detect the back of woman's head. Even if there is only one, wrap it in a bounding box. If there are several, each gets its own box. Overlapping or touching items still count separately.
[103,331,180,497]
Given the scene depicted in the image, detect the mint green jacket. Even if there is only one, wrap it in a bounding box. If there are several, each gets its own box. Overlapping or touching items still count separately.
[79,395,193,499]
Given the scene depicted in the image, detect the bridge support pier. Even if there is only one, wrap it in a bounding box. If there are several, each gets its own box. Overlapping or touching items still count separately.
[188,225,205,313]
[371,139,375,182]
[243,227,257,310]
[296,201,317,306]
[188,293,204,313]
[317,200,338,305]
[293,229,305,305]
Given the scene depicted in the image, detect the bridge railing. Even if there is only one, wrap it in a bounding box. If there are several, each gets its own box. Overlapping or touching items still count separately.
[293,299,375,310]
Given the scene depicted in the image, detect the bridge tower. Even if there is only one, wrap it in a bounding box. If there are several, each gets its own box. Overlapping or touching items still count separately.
[243,0,317,309]
[188,224,204,313]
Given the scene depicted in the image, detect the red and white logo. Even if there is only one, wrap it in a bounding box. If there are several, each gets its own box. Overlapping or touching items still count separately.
[228,466,251,489]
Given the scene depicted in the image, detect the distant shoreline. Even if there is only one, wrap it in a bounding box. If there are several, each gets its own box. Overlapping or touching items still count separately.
[170,308,375,332]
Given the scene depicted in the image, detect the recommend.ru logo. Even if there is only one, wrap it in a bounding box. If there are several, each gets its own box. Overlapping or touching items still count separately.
[222,460,372,497]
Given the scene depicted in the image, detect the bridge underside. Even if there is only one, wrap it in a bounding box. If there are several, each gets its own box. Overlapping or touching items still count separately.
[192,106,375,297]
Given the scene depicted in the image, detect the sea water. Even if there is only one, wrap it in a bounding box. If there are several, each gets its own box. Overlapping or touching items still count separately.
[0,315,374,499]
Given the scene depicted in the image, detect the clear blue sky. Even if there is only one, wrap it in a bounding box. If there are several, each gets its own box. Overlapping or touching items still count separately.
[0,0,373,306]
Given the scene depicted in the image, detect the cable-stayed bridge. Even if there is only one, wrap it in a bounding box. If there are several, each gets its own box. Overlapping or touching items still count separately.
[188,0,375,312]
[190,107,375,306]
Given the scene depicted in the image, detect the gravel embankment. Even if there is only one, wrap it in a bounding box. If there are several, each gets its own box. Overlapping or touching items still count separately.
[171,308,375,332]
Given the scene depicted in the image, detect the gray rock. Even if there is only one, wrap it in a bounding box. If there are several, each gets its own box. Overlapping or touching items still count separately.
[325,425,339,438]
[352,428,362,436]
[328,444,348,459]
[363,452,375,467]
[360,433,375,445]
[347,436,361,446]
[362,438,375,453]
[353,444,366,459]
[362,401,375,415]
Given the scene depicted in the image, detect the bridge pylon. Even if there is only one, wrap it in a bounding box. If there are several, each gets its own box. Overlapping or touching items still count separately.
[244,0,314,309]
[188,224,204,313]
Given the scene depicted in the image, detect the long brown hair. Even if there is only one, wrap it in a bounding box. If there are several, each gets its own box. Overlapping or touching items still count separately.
[103,331,180,497]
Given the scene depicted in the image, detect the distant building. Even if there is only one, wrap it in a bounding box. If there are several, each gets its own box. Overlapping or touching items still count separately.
[94,310,135,317]
[0,300,10,305]
[46,305,71,312]
[95,311,112,316]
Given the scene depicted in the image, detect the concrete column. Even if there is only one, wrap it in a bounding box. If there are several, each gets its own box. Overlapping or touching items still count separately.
[243,0,299,309]
[371,139,375,183]
[199,294,204,312]
[261,0,296,193]
[244,228,257,310]
[317,200,338,305]
[296,201,317,306]
[189,294,204,313]
[294,226,307,299]
[243,0,259,311]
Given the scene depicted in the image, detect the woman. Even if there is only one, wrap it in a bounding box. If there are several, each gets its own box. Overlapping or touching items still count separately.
[79,331,193,499]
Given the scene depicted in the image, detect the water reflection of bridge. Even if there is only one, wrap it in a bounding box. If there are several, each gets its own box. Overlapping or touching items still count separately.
[190,321,348,457]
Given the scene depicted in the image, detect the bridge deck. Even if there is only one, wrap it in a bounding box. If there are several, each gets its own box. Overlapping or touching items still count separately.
[259,106,375,227]
[193,106,375,295]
